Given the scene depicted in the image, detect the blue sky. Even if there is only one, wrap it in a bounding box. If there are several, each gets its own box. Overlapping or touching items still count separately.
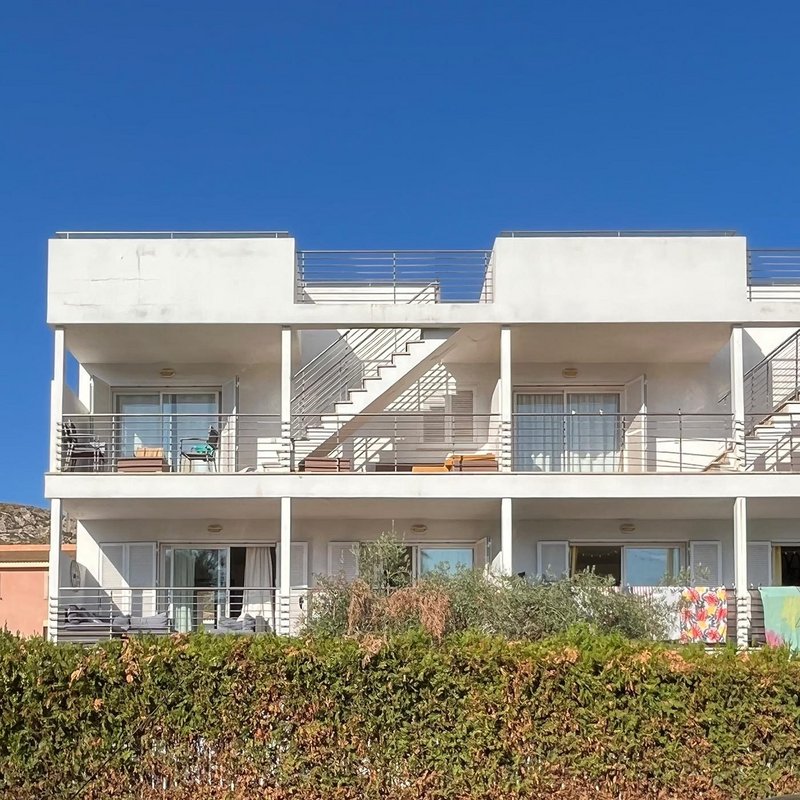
[1,1,799,506]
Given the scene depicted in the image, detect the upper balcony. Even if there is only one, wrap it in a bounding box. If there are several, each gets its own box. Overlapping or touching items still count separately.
[47,230,800,328]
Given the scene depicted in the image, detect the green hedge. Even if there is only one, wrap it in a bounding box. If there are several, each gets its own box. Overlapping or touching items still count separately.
[1,629,800,799]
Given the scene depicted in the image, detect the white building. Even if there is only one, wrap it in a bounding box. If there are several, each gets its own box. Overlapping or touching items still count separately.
[45,230,800,644]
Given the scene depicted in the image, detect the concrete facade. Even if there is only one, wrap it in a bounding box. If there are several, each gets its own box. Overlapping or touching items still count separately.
[45,230,800,640]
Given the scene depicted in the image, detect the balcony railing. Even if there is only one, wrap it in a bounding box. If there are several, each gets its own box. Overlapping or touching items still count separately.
[292,412,504,472]
[55,410,800,474]
[50,586,309,643]
[511,412,734,474]
[295,250,494,304]
[57,414,286,474]
[747,249,800,299]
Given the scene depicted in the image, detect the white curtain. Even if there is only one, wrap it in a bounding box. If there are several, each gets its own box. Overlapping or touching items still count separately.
[515,394,564,471]
[241,547,274,625]
[566,393,620,472]
[172,550,195,634]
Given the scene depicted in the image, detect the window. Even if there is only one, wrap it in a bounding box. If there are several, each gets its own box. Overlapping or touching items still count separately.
[570,544,683,586]
[419,547,474,576]
[515,391,621,472]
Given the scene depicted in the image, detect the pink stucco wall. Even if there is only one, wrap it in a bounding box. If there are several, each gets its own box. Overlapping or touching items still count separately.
[0,567,47,636]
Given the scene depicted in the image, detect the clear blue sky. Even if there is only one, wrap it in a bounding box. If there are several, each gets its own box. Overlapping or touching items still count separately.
[1,1,799,506]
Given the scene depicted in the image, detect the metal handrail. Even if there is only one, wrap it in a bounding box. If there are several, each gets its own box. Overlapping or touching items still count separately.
[53,231,290,239]
[499,230,737,238]
[296,249,492,304]
[721,329,800,423]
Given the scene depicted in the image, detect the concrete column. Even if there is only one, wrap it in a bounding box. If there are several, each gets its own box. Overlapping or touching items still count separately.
[500,497,513,575]
[733,496,750,649]
[730,326,745,470]
[279,496,292,635]
[500,326,512,472]
[50,328,66,472]
[47,499,62,642]
[281,327,292,470]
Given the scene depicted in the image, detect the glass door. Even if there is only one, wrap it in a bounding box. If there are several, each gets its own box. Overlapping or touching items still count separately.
[114,393,161,459]
[514,391,621,472]
[566,393,621,472]
[114,391,220,471]
[163,393,219,471]
[166,547,228,633]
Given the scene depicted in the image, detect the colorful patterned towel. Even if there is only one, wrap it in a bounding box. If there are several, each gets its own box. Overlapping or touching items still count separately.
[679,587,727,644]
[760,586,800,652]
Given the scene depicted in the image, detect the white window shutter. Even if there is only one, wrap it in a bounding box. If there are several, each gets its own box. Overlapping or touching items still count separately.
[690,541,722,585]
[127,544,156,587]
[290,542,308,589]
[99,544,126,589]
[538,541,569,579]
[473,538,488,572]
[449,390,474,444]
[328,542,359,580]
[622,375,646,473]
[747,542,772,588]
[423,402,446,443]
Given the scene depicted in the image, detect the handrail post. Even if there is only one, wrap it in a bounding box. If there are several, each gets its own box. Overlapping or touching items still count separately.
[678,411,683,473]
[392,252,397,304]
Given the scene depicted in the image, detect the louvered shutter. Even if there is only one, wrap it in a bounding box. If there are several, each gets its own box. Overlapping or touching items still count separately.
[450,390,474,444]
[538,541,570,579]
[423,402,446,443]
[328,542,359,580]
[690,541,722,585]
[747,542,772,589]
[99,544,126,588]
[127,543,156,616]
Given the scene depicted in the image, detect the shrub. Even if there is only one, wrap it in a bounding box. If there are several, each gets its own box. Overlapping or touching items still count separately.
[305,569,672,641]
[1,630,799,799]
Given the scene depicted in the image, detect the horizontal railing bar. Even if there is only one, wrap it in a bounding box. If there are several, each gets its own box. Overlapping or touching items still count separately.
[54,231,291,239]
[499,230,738,238]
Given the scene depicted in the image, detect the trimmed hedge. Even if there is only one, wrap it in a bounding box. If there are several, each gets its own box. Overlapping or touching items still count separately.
[1,629,800,799]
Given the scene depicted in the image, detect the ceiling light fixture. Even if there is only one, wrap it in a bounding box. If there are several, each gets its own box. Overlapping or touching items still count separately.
[562,367,579,379]
[207,524,223,534]
[410,523,428,534]
[159,368,176,378]
[619,522,636,534]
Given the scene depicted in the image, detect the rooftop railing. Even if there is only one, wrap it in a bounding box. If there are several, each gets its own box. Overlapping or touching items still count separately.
[53,231,290,239]
[499,230,738,238]
[747,249,800,298]
[295,250,493,304]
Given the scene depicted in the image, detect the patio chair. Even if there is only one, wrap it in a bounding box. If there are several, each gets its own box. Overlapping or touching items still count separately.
[180,426,220,472]
[61,420,107,472]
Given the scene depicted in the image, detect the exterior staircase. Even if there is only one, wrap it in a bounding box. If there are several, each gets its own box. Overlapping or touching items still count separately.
[291,327,462,464]
[744,400,800,472]
[712,329,800,473]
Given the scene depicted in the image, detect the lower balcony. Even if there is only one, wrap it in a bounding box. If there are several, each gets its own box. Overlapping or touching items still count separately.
[52,585,288,643]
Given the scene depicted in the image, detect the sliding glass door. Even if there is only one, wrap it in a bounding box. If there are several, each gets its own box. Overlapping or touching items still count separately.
[115,392,219,469]
[514,392,621,472]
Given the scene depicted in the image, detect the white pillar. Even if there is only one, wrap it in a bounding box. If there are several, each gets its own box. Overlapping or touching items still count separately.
[281,327,292,470]
[730,326,745,470]
[279,496,292,635]
[733,496,750,649]
[500,497,513,575]
[47,499,62,642]
[50,328,66,472]
[500,326,512,472]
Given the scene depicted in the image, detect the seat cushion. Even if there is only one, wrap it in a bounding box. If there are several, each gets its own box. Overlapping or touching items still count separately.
[128,612,170,630]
